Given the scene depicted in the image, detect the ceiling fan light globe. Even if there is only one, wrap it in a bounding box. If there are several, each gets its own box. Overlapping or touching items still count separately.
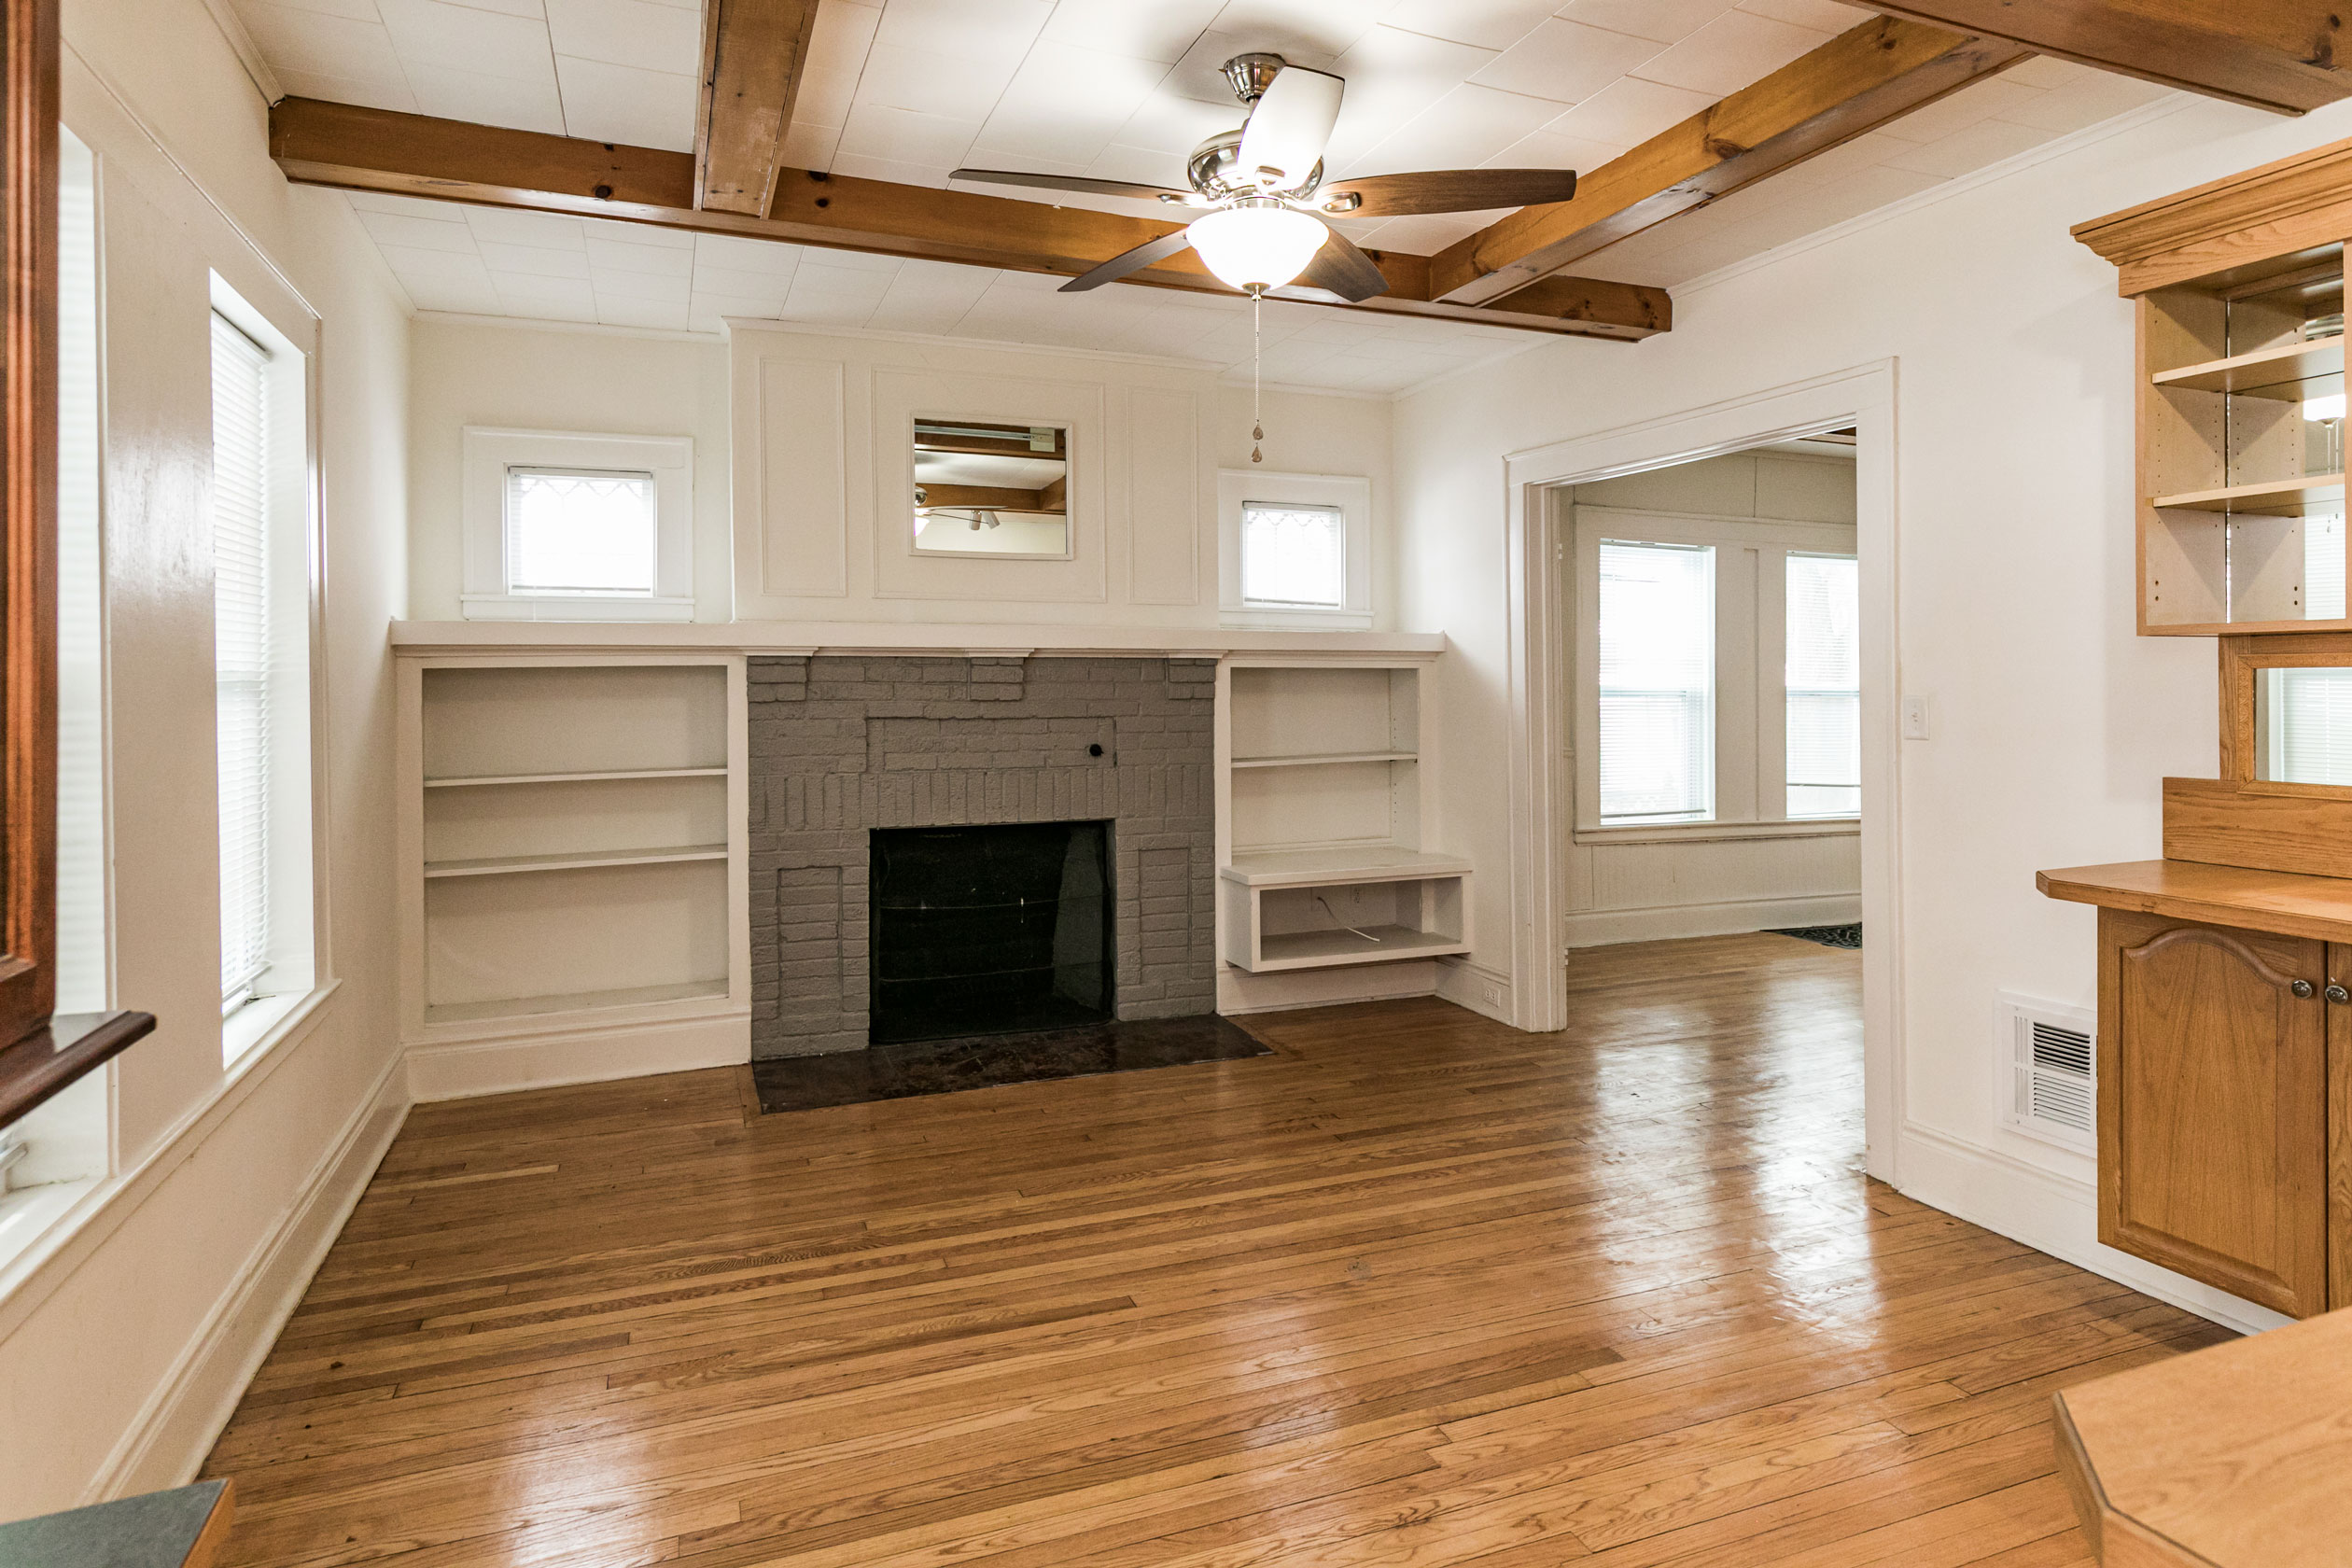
[1186,205,1327,293]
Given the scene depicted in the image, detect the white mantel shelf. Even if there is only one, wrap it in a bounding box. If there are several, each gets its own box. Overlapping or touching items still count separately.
[389,622,1449,658]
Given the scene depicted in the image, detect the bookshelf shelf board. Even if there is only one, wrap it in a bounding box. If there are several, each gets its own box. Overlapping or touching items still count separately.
[424,766,728,789]
[1252,926,1472,972]
[1229,750,1418,770]
[1222,845,1474,889]
[423,979,731,1027]
[2150,474,2347,515]
[423,844,729,878]
[2151,336,2345,398]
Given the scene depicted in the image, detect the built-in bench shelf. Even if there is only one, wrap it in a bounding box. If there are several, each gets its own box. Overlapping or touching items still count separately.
[1215,658,1470,986]
[1219,847,1471,973]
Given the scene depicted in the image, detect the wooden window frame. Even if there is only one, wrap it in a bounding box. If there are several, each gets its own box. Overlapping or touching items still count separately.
[1,0,59,1050]
[2218,631,2352,795]
[0,0,152,1129]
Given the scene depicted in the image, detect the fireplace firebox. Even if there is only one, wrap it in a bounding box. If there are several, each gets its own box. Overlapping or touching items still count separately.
[868,820,1113,1044]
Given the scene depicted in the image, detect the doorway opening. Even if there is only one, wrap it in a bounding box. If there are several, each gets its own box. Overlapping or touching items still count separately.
[1499,364,1898,1179]
[1555,430,1863,949]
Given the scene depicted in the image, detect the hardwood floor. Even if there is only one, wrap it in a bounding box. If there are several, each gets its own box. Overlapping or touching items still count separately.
[203,932,2226,1567]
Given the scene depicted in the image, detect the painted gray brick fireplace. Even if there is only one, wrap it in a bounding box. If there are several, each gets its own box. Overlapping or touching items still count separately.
[747,655,1217,1057]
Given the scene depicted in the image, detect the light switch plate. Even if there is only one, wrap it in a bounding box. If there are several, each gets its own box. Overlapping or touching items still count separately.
[1901,695,1930,740]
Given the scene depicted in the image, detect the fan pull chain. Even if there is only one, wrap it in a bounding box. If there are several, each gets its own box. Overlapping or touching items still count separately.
[1251,291,1265,464]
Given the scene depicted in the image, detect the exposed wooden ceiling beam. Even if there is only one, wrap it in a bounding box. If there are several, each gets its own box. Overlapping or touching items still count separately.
[1429,17,2030,307]
[1862,1,2350,116]
[694,0,822,215]
[917,483,1064,514]
[267,98,1673,341]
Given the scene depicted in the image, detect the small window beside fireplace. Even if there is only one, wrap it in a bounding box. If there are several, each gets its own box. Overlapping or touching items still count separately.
[869,821,1113,1044]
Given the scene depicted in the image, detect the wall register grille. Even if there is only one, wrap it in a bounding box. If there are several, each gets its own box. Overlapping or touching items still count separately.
[1998,993,2095,1153]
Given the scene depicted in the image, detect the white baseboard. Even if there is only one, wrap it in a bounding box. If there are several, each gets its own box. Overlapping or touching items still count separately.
[88,1051,411,1501]
[1217,959,1436,1016]
[1563,892,1860,948]
[406,1010,751,1101]
[1896,1120,2292,1337]
[1435,956,1513,1025]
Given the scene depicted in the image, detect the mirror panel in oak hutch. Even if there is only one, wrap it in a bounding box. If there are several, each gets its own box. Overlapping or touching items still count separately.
[2042,140,2352,1320]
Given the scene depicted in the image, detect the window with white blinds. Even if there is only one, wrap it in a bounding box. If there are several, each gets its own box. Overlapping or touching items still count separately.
[505,467,659,596]
[2262,665,2352,785]
[211,310,273,1015]
[56,129,105,1016]
[1786,552,1861,819]
[1597,540,1715,822]
[1239,502,1346,609]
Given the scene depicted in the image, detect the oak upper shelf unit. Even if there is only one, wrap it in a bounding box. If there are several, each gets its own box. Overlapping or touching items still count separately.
[2075,136,2352,636]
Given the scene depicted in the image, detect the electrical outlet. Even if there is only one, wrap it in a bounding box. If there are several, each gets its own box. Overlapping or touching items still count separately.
[1901,694,1930,740]
[1479,980,1504,1010]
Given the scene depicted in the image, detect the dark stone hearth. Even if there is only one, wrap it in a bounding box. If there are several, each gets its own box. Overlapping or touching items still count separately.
[749,1015,1273,1113]
[748,655,1217,1059]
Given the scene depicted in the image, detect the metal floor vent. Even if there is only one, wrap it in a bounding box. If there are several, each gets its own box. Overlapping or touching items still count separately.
[1998,993,2095,1153]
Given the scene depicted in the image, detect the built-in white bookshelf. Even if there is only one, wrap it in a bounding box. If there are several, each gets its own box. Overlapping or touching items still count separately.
[398,657,750,1076]
[1215,658,1467,976]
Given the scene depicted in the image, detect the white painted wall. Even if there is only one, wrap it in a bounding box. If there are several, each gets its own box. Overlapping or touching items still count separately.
[1561,451,1861,946]
[406,321,735,622]
[1395,91,2352,1331]
[0,0,413,1514]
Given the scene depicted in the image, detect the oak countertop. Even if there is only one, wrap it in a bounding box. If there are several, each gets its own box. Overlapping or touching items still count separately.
[2037,858,2352,945]
[2055,1308,2352,1565]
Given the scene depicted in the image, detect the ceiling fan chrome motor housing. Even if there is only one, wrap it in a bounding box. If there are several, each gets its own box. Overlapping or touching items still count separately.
[1186,131,1322,204]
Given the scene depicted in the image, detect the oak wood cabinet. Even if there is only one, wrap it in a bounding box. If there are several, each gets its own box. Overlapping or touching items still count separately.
[2042,860,2352,1317]
[2096,908,2332,1317]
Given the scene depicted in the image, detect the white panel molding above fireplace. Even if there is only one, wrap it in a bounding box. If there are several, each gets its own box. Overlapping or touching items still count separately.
[731,325,1217,623]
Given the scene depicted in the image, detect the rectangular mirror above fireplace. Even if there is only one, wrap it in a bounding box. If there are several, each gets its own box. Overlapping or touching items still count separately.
[910,417,1071,558]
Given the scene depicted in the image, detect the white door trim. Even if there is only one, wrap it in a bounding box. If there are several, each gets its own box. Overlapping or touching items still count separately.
[1501,359,1903,1182]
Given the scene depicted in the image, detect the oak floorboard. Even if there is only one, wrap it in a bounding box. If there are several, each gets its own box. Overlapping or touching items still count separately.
[202,933,2211,1566]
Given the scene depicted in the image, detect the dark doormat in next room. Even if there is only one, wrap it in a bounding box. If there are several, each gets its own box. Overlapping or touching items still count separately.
[1771,923,1862,949]
[751,1015,1273,1113]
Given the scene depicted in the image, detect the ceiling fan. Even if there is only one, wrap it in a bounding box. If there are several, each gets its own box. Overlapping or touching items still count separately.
[951,53,1581,303]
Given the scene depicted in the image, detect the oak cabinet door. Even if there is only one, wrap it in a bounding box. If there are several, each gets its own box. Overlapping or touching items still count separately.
[2099,909,2329,1318]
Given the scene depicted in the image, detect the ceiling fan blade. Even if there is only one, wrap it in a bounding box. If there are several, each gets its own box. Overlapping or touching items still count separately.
[1238,64,1343,191]
[1316,168,1579,217]
[1059,231,1195,292]
[951,168,1194,203]
[1295,227,1389,303]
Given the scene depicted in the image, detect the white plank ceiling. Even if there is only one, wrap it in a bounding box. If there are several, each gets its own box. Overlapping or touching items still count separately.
[244,0,2172,391]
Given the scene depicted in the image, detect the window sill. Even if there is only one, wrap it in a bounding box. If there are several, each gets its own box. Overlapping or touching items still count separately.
[460,595,695,623]
[0,1177,100,1280]
[223,982,336,1072]
[1575,818,1860,847]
